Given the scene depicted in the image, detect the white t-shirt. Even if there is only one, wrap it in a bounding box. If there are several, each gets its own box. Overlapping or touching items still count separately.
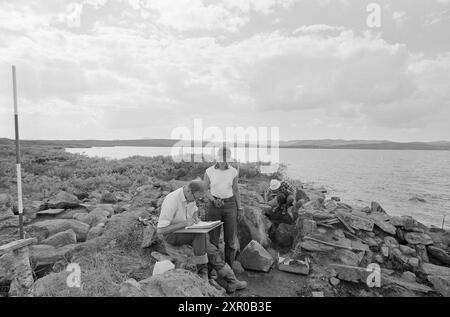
[157,187,198,228]
[206,165,238,199]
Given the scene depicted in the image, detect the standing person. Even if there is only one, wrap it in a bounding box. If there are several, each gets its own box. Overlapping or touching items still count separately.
[204,146,243,267]
[156,180,247,293]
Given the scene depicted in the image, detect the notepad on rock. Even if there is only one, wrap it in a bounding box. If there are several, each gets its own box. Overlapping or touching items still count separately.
[185,220,222,230]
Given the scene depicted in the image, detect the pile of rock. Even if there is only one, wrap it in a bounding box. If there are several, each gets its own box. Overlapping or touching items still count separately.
[1,185,165,297]
[291,190,450,297]
[2,179,449,298]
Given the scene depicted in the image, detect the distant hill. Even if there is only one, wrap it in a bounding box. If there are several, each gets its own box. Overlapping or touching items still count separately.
[1,138,449,151]
[279,140,450,151]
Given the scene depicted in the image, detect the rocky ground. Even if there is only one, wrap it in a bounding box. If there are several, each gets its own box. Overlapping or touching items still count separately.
[0,145,449,297]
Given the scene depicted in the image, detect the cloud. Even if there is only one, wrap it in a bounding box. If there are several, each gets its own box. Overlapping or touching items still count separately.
[392,11,407,26]
[0,1,449,140]
[57,2,84,28]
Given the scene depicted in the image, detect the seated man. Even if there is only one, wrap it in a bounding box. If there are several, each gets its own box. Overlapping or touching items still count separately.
[156,179,247,293]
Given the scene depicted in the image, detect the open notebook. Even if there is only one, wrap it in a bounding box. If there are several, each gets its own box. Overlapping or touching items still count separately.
[185,220,222,230]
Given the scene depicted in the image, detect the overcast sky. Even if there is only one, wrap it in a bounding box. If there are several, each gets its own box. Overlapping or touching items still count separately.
[0,0,449,141]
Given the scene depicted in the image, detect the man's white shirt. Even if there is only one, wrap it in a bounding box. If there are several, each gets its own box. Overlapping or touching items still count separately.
[157,187,198,228]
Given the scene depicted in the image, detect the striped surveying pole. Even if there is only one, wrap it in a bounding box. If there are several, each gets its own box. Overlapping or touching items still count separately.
[12,66,24,239]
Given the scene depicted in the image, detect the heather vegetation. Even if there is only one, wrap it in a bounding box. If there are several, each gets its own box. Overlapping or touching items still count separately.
[0,143,272,203]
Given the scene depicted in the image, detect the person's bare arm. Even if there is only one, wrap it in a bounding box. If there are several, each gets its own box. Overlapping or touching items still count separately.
[203,173,215,202]
[232,176,243,212]
[157,220,191,235]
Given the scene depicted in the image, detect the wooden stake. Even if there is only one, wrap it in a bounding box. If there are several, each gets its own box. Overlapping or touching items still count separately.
[12,66,24,239]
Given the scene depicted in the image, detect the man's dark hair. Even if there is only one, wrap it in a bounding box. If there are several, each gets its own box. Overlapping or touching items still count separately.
[188,180,205,194]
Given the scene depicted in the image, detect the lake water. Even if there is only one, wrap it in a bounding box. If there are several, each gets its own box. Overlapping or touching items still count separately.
[66,146,450,229]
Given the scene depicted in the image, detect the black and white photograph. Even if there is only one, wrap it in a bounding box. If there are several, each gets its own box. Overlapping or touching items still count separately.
[0,0,449,304]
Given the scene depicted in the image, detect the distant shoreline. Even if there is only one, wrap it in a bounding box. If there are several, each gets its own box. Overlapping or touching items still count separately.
[1,138,450,151]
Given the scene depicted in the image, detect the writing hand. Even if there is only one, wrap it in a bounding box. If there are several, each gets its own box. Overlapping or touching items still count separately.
[186,218,197,226]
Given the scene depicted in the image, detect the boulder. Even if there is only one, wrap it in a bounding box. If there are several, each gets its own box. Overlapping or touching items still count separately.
[152,260,175,276]
[0,216,19,231]
[404,232,433,245]
[374,254,384,263]
[82,204,114,216]
[72,189,89,200]
[399,245,416,256]
[101,192,118,204]
[335,249,364,266]
[421,263,450,277]
[46,191,80,209]
[0,252,15,283]
[56,209,88,220]
[380,245,389,257]
[408,257,420,268]
[120,269,223,297]
[271,223,296,249]
[427,228,450,249]
[329,277,340,286]
[421,263,450,297]
[41,229,77,247]
[237,205,271,249]
[427,275,450,297]
[141,225,157,249]
[86,223,105,240]
[383,236,399,249]
[89,209,149,249]
[401,271,416,283]
[30,244,77,266]
[370,201,387,214]
[131,185,163,209]
[415,244,429,263]
[28,219,90,241]
[337,212,374,232]
[390,248,409,266]
[6,247,34,297]
[331,264,370,283]
[351,240,370,252]
[381,274,432,293]
[324,199,338,210]
[119,279,144,297]
[390,215,419,228]
[37,209,65,216]
[301,200,323,211]
[238,240,274,272]
[373,220,396,235]
[427,246,450,265]
[32,271,81,297]
[365,237,379,248]
[0,193,14,221]
[73,208,109,227]
[23,201,46,218]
